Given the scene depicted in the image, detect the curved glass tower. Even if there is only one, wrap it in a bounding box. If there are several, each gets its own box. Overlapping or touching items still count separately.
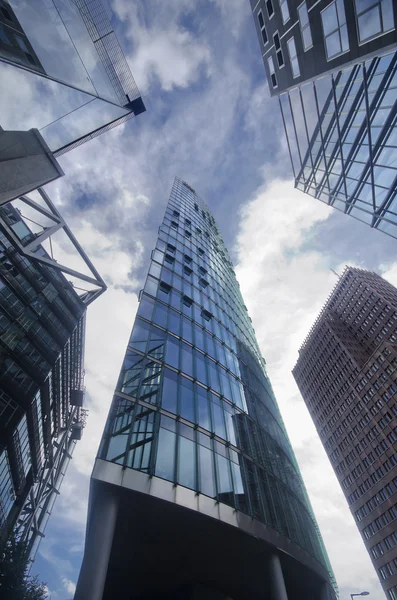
[75,178,337,600]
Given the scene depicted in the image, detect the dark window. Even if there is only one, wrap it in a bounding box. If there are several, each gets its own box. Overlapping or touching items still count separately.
[183,295,193,307]
[199,267,207,276]
[258,11,264,28]
[273,32,284,67]
[184,266,192,276]
[167,243,176,254]
[194,203,199,211]
[159,282,172,294]
[171,221,178,229]
[196,228,202,235]
[185,218,191,226]
[164,254,174,264]
[198,248,204,256]
[25,53,35,66]
[173,210,180,217]
[202,309,212,322]
[266,0,274,17]
[0,6,13,21]
[185,230,191,238]
[200,279,209,289]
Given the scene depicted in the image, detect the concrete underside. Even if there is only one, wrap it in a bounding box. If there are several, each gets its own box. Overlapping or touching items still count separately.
[79,477,330,600]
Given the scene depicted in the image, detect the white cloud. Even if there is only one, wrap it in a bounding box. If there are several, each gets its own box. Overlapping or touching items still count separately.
[112,0,211,93]
[62,578,76,595]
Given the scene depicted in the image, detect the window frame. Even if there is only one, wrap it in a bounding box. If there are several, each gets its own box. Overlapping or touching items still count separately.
[297,0,313,51]
[353,0,395,45]
[273,31,285,69]
[278,0,290,24]
[267,55,278,88]
[320,0,350,61]
[257,9,269,46]
[286,36,300,78]
[266,0,275,19]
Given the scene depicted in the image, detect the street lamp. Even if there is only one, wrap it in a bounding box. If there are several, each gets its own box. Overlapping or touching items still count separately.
[350,593,370,600]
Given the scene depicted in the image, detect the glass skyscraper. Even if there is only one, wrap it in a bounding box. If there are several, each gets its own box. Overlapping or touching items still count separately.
[75,178,337,600]
[0,0,145,157]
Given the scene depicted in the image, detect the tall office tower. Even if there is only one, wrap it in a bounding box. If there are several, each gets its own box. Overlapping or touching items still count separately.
[293,267,397,600]
[249,0,397,237]
[0,188,106,560]
[0,0,145,157]
[75,177,336,600]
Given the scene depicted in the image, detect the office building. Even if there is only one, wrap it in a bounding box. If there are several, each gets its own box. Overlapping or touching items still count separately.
[0,188,106,560]
[293,266,397,600]
[75,177,336,600]
[0,0,145,158]
[250,0,397,95]
[250,0,397,237]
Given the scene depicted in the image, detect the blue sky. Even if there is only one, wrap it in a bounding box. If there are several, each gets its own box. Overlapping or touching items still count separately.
[21,0,397,598]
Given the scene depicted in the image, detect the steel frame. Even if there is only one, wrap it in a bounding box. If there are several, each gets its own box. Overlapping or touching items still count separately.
[283,50,397,236]
[0,188,106,305]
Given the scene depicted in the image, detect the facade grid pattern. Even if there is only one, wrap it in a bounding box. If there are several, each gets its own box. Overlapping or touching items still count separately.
[0,204,89,559]
[280,50,397,237]
[99,177,337,593]
[293,267,397,599]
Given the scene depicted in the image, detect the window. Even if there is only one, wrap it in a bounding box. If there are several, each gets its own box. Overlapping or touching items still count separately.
[273,32,284,67]
[257,10,268,45]
[0,5,12,21]
[287,37,300,77]
[354,0,394,43]
[298,1,313,50]
[321,0,349,60]
[0,24,10,45]
[267,56,277,88]
[15,36,29,53]
[266,0,274,18]
[279,0,290,23]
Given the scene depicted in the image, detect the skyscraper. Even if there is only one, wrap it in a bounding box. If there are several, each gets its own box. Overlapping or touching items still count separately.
[250,0,397,237]
[0,188,105,560]
[75,177,336,600]
[0,0,145,157]
[293,267,397,600]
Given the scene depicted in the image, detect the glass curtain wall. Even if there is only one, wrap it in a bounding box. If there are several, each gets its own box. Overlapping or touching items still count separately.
[99,177,336,587]
[280,49,397,237]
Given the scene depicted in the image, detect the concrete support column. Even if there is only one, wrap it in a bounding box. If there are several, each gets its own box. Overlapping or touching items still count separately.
[269,552,289,600]
[74,485,118,600]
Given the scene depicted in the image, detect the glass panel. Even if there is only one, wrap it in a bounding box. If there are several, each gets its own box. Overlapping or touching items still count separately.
[358,5,382,41]
[162,368,178,413]
[199,445,215,497]
[322,2,338,35]
[325,30,342,58]
[178,435,196,488]
[155,427,176,481]
[298,2,309,26]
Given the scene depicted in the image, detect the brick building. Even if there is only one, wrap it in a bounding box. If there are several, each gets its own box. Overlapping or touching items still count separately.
[293,266,397,599]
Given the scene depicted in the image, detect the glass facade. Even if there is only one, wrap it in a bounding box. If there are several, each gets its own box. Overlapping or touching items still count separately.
[0,201,93,559]
[99,177,336,587]
[0,0,144,156]
[280,48,397,237]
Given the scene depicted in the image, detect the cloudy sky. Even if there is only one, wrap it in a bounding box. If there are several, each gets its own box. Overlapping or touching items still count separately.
[19,0,397,598]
